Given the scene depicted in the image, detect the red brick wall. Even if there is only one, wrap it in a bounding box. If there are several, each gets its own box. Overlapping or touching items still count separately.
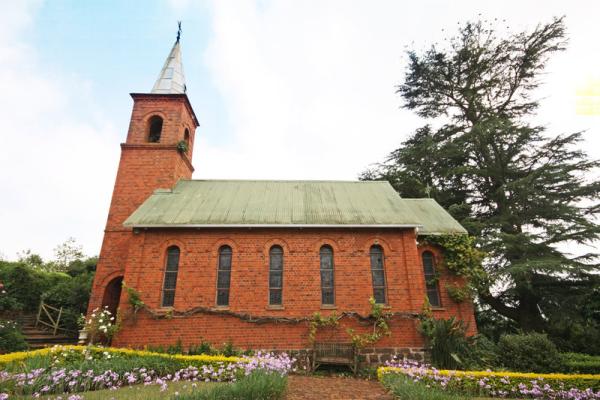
[109,228,476,349]
[89,92,477,351]
[88,94,196,313]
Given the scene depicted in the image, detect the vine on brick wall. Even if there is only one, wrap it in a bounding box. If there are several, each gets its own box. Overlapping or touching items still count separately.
[308,311,339,344]
[346,297,392,348]
[420,234,486,296]
[122,282,145,317]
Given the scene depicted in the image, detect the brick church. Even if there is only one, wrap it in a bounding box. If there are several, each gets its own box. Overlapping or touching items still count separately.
[87,34,476,360]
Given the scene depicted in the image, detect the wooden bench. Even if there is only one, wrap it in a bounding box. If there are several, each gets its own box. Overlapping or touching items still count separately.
[312,342,358,374]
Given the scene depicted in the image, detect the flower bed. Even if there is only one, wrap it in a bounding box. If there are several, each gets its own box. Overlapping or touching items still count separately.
[0,345,294,398]
[378,358,600,399]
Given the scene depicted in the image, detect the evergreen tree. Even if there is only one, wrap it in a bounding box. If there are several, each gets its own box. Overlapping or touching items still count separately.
[364,17,600,331]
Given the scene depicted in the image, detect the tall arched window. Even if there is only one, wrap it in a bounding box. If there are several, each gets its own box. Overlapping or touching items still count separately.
[320,245,334,305]
[269,245,283,305]
[216,246,232,306]
[148,116,163,143]
[161,246,180,307]
[184,128,190,146]
[422,251,441,307]
[370,245,386,304]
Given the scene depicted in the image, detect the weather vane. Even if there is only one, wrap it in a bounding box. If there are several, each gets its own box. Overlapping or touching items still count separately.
[176,21,182,43]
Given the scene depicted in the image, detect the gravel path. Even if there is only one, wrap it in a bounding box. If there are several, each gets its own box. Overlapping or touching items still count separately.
[285,375,395,400]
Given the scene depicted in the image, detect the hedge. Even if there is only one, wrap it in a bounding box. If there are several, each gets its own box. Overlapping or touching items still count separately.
[378,366,600,398]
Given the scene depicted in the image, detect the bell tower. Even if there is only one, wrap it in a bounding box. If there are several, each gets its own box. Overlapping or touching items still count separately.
[88,26,199,314]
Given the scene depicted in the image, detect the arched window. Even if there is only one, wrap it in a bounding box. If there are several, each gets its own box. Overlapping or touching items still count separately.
[269,245,283,305]
[148,116,163,143]
[161,246,180,307]
[370,245,386,304]
[216,245,232,306]
[184,128,190,146]
[320,245,334,305]
[422,251,441,307]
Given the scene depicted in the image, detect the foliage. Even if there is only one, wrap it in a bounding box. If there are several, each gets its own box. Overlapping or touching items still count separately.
[16,249,44,268]
[179,370,287,400]
[0,320,28,353]
[380,372,467,400]
[363,16,600,336]
[177,140,189,153]
[561,353,600,374]
[421,235,486,288]
[308,311,339,344]
[84,307,121,344]
[41,270,94,331]
[53,237,85,271]
[474,305,519,343]
[346,297,391,348]
[497,333,563,373]
[188,341,214,355]
[0,346,294,398]
[123,282,145,314]
[378,361,600,399]
[445,284,469,303]
[0,261,69,312]
[220,340,242,357]
[419,315,470,369]
[463,334,499,370]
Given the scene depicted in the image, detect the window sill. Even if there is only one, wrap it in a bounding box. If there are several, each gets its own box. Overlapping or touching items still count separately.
[266,305,285,310]
[431,307,446,311]
[320,305,337,310]
[156,307,174,314]
[213,306,230,311]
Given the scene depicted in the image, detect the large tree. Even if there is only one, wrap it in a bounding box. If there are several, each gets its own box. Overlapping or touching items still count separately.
[364,17,600,332]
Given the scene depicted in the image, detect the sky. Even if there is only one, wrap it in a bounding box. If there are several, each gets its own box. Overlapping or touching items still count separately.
[0,0,598,260]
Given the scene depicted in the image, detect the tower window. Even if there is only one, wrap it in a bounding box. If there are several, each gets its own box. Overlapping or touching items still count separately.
[422,251,441,307]
[161,246,180,307]
[148,116,163,143]
[216,245,232,306]
[370,245,386,304]
[269,245,283,305]
[184,128,190,146]
[320,245,335,305]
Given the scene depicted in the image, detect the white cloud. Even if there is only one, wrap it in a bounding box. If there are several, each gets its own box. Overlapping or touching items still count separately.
[0,1,118,260]
[193,0,600,182]
[1,0,598,261]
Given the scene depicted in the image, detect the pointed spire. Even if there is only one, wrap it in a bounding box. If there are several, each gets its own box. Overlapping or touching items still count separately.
[151,22,186,94]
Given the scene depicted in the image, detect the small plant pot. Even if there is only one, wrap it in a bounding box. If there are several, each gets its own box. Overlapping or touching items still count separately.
[78,329,88,345]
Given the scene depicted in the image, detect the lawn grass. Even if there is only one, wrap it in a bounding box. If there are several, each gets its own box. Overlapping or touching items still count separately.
[15,381,216,399]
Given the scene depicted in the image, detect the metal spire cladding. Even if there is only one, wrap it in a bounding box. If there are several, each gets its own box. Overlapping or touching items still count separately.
[151,23,186,94]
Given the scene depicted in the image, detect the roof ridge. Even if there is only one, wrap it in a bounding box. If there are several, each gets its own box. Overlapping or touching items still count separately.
[183,179,388,183]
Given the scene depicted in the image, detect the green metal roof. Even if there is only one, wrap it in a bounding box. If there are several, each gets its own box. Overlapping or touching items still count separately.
[124,180,466,235]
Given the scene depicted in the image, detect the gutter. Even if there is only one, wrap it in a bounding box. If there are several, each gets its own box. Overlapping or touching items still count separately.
[126,223,423,229]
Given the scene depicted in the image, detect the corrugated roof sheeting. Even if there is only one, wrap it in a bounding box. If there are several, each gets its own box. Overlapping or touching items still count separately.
[124,180,466,235]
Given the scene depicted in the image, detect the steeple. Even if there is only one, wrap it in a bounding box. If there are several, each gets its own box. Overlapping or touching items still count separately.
[151,22,186,94]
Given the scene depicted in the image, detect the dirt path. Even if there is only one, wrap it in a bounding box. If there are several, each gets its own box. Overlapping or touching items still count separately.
[286,375,394,400]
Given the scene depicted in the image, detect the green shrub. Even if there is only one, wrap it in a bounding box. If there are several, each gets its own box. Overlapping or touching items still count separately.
[462,334,499,369]
[178,370,287,400]
[419,316,470,369]
[167,339,184,355]
[561,352,600,374]
[0,320,28,353]
[221,340,241,357]
[189,341,214,355]
[498,333,563,373]
[380,373,465,400]
[41,272,93,332]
